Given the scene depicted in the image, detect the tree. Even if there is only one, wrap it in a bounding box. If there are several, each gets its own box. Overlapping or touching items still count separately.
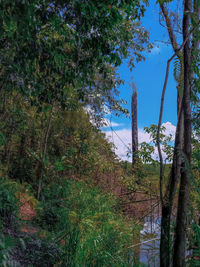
[131,81,138,166]
[0,0,151,198]
[156,0,200,266]
[173,0,192,265]
[0,0,150,114]
[157,2,185,265]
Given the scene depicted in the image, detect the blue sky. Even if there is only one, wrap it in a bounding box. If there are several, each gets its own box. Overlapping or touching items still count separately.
[102,0,179,160]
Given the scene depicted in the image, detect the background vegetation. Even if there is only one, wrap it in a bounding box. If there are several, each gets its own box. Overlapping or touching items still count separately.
[0,0,200,266]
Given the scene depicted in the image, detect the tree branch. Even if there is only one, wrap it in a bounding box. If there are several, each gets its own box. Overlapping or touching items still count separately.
[156,19,200,206]
[159,3,181,56]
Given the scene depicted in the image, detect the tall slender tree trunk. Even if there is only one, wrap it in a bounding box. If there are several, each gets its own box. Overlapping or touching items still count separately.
[131,82,138,166]
[156,48,185,267]
[37,102,54,199]
[158,1,199,266]
[173,1,192,265]
[158,4,185,266]
[160,106,184,267]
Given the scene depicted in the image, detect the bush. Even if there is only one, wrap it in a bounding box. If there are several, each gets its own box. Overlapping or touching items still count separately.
[0,234,18,267]
[37,178,139,267]
[10,236,61,267]
[0,178,19,225]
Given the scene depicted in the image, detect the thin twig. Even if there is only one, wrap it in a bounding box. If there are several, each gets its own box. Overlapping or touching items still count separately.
[107,120,131,152]
[135,201,160,224]
[118,198,158,206]
[118,190,157,197]
[127,238,160,249]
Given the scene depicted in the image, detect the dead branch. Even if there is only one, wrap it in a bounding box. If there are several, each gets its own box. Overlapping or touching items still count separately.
[118,198,158,206]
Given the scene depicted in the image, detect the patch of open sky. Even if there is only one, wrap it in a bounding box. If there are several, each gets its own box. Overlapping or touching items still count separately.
[101,0,181,161]
[103,0,178,133]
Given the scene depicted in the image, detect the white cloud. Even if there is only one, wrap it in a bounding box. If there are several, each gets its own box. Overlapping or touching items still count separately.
[104,129,132,161]
[104,121,176,161]
[162,121,176,140]
[104,128,151,161]
[101,118,123,128]
[138,129,152,143]
[150,45,160,55]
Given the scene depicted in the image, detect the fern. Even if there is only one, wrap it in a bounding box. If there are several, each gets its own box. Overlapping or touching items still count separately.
[173,55,184,97]
[173,56,181,82]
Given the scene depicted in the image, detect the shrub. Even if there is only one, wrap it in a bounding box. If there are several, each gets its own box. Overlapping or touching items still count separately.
[37,178,139,266]
[0,234,18,267]
[0,178,19,225]
[10,236,61,267]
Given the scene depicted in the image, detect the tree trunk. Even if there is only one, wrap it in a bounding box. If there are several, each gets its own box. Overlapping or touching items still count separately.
[158,4,185,266]
[37,102,54,199]
[173,0,192,265]
[160,104,184,267]
[131,82,138,166]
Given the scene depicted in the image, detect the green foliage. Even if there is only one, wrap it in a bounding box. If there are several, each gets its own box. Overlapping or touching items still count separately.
[187,222,200,267]
[0,178,19,224]
[37,179,137,266]
[0,0,150,115]
[0,232,61,267]
[139,142,156,164]
[0,2,152,261]
[173,55,183,96]
[0,234,18,267]
[0,92,120,193]
[187,128,200,266]
[0,91,143,266]
[13,236,61,267]
[140,124,174,163]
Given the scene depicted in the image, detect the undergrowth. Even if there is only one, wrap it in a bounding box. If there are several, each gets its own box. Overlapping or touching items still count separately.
[0,177,142,266]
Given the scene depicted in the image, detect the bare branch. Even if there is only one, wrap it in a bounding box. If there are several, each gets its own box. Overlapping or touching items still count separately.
[118,198,158,206]
[159,3,182,56]
[127,238,160,249]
